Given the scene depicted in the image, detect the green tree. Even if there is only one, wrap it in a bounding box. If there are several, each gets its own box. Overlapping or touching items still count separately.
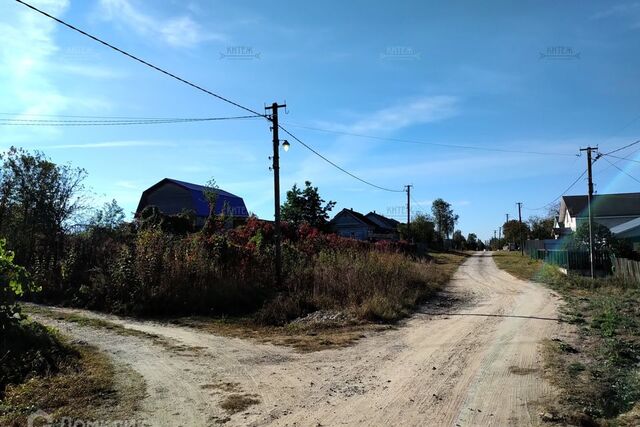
[89,199,125,230]
[0,147,86,270]
[528,215,555,240]
[281,181,336,229]
[0,239,31,331]
[467,233,479,250]
[565,222,632,256]
[431,198,458,239]
[452,230,466,250]
[398,213,435,243]
[503,219,530,245]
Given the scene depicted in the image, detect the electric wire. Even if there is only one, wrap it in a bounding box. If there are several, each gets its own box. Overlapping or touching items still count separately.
[0,115,259,126]
[278,125,404,193]
[14,0,436,195]
[603,139,640,156]
[280,122,578,157]
[15,0,265,118]
[600,155,640,185]
[600,152,640,164]
[524,168,588,211]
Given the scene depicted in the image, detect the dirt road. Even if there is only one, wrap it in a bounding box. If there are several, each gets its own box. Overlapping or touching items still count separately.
[32,252,566,426]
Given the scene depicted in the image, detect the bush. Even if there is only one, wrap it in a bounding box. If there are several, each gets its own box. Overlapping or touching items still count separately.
[1,320,70,396]
[0,239,31,331]
[26,214,445,324]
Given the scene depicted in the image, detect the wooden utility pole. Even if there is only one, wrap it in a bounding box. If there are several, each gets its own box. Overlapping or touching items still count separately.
[580,146,598,279]
[517,202,524,255]
[505,213,510,244]
[405,185,413,235]
[266,102,287,287]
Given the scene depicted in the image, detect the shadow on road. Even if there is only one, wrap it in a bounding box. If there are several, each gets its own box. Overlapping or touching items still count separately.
[419,311,562,322]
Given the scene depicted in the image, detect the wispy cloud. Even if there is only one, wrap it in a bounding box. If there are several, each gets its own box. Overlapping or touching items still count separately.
[98,0,225,48]
[591,2,640,28]
[51,63,126,79]
[0,0,71,121]
[318,96,459,135]
[36,140,175,149]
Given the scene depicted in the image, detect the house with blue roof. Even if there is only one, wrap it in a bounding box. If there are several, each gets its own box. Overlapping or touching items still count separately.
[135,178,249,226]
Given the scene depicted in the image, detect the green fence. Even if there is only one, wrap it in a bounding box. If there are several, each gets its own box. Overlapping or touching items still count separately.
[529,248,612,272]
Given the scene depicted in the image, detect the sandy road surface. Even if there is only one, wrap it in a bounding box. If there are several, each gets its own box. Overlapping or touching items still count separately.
[32,252,566,426]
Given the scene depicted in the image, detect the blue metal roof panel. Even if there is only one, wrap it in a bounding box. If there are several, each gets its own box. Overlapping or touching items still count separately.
[164,178,248,218]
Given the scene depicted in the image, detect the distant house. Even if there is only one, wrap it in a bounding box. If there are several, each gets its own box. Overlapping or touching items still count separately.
[554,193,640,246]
[329,208,400,241]
[365,211,401,240]
[135,178,248,226]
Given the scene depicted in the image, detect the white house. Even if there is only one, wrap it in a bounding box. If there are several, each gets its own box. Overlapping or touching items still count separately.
[554,192,640,245]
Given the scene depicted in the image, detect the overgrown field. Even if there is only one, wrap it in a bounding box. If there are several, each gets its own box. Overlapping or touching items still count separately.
[493,251,640,426]
[31,217,465,325]
[0,319,144,426]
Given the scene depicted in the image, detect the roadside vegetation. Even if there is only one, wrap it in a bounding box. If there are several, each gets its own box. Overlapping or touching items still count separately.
[0,148,468,329]
[493,251,640,426]
[0,235,140,425]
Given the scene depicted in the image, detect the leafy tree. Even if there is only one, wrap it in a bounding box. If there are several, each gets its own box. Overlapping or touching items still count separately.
[503,219,530,245]
[565,222,633,256]
[281,181,336,229]
[452,230,466,250]
[528,215,555,240]
[0,147,86,270]
[0,239,31,331]
[89,199,125,230]
[203,177,219,217]
[398,213,435,243]
[467,233,479,250]
[431,198,458,239]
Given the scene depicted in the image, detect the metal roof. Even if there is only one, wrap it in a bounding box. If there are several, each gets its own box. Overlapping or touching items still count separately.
[137,178,248,218]
[561,192,640,219]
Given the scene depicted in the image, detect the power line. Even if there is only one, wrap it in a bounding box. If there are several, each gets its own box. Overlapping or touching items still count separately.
[15,0,415,195]
[0,112,236,120]
[600,152,640,164]
[15,0,264,118]
[0,115,259,126]
[600,155,640,185]
[525,168,588,211]
[278,125,404,193]
[281,122,578,157]
[603,139,640,156]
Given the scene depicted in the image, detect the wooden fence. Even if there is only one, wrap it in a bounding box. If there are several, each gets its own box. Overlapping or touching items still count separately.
[612,257,640,285]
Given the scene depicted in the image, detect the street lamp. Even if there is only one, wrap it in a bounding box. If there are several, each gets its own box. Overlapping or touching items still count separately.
[282,140,290,152]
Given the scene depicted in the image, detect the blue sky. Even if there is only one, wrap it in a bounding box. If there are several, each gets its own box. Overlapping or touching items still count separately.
[1,0,640,241]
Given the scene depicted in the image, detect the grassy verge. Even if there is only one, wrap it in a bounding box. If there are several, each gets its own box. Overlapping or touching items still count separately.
[172,251,468,352]
[0,320,144,426]
[23,305,195,353]
[23,252,468,352]
[492,251,640,426]
[492,250,545,281]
